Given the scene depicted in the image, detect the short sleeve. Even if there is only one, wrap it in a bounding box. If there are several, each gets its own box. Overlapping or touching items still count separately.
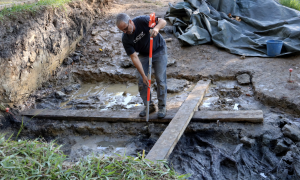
[122,35,135,56]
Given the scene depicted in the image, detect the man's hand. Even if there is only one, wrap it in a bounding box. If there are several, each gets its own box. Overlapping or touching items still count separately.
[149,28,159,37]
[142,75,150,88]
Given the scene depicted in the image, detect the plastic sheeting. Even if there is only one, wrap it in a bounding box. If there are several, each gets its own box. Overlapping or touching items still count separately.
[165,0,300,57]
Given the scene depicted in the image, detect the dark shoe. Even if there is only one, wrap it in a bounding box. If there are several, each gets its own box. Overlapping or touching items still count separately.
[139,105,156,117]
[157,107,166,119]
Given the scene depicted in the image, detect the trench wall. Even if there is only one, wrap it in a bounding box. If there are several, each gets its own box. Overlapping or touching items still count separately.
[0,0,111,106]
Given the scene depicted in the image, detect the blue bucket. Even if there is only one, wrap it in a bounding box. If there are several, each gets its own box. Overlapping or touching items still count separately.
[266,40,283,57]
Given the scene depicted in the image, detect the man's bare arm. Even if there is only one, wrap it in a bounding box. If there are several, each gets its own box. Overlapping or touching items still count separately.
[130,52,149,86]
[150,18,167,37]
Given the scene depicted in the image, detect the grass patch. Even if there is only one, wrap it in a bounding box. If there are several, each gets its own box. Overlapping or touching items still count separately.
[0,0,25,5]
[0,135,189,179]
[0,0,74,19]
[280,0,300,11]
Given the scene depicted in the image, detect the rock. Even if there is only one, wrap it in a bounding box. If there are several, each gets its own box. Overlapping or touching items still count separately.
[55,91,66,99]
[74,52,84,57]
[282,151,293,164]
[282,124,300,142]
[165,38,173,42]
[72,55,80,63]
[293,152,300,179]
[273,140,289,154]
[91,29,99,36]
[283,137,294,145]
[64,84,81,94]
[167,58,176,67]
[63,57,73,65]
[120,59,133,68]
[76,104,93,109]
[166,78,189,93]
[163,26,173,34]
[109,27,119,33]
[240,136,255,147]
[236,74,251,85]
[262,134,275,146]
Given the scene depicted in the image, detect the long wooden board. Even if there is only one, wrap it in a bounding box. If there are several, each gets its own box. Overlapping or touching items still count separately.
[20,109,263,123]
[145,80,210,161]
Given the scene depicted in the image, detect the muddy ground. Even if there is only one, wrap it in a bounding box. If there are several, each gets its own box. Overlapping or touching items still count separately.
[1,0,300,179]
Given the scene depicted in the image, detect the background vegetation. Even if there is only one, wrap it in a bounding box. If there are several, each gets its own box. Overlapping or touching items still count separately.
[0,0,73,19]
[280,0,300,11]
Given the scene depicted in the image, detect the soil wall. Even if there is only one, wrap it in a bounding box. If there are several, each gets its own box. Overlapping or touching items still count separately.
[0,0,111,107]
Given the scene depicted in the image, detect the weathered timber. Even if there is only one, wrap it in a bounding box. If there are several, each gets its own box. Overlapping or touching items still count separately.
[145,80,210,161]
[194,110,263,123]
[20,109,263,123]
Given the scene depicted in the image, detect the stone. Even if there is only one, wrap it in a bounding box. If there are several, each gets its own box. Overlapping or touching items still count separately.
[72,55,80,63]
[167,58,176,67]
[55,91,66,99]
[165,38,173,42]
[273,140,289,154]
[91,29,99,36]
[282,124,300,142]
[166,78,189,93]
[120,59,133,68]
[163,26,173,34]
[64,84,81,94]
[76,105,90,109]
[240,136,255,147]
[63,57,73,65]
[236,74,251,85]
[283,137,294,145]
[74,52,84,57]
[282,151,293,164]
[262,134,274,146]
[109,27,119,33]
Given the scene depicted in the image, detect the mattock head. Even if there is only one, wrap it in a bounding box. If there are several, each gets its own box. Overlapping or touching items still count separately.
[149,12,157,28]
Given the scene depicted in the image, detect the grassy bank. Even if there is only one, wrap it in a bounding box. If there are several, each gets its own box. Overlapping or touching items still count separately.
[0,0,74,19]
[0,135,189,179]
[280,0,300,11]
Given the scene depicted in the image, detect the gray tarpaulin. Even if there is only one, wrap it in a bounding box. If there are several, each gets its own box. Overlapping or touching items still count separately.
[165,0,300,57]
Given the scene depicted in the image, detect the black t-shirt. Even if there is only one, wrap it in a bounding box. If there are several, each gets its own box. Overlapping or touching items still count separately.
[122,15,165,56]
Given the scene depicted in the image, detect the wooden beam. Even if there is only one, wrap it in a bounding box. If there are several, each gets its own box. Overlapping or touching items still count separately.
[194,110,263,123]
[21,109,263,123]
[145,80,210,161]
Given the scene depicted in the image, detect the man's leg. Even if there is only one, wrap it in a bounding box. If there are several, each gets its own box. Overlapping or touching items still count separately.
[152,47,168,118]
[137,56,155,117]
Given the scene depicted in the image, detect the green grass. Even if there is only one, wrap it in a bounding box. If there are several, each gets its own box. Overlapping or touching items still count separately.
[0,0,25,5]
[280,0,300,11]
[0,134,189,179]
[0,0,74,19]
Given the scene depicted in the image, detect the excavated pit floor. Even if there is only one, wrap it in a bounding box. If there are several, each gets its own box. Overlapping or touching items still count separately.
[5,0,300,179]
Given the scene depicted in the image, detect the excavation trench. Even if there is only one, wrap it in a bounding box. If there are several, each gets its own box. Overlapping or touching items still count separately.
[15,77,300,179]
[1,0,300,179]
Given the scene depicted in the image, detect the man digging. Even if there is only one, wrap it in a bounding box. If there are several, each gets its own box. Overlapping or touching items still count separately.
[116,13,168,119]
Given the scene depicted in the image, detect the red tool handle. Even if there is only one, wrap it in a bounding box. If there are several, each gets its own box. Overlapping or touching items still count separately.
[147,37,153,101]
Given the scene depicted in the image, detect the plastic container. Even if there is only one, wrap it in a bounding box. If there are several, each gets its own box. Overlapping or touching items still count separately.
[266,40,283,57]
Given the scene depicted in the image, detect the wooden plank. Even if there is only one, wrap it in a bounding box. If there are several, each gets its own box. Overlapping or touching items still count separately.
[21,109,263,123]
[20,108,178,123]
[194,110,263,123]
[145,80,210,161]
